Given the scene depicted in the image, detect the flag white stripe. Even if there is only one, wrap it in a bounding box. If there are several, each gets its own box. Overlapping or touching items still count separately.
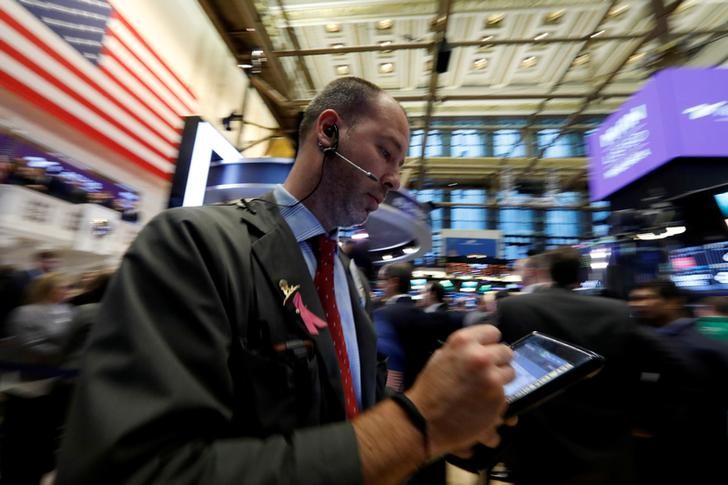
[1,22,177,158]
[109,18,197,112]
[5,1,182,140]
[1,52,173,173]
[103,35,187,122]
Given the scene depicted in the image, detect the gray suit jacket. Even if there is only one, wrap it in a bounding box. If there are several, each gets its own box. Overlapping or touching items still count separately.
[57,196,384,485]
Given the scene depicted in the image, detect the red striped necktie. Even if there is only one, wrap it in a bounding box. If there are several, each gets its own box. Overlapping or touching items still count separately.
[313,235,359,419]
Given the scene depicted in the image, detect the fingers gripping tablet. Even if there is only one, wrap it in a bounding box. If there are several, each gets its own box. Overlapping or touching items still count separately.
[504,332,605,417]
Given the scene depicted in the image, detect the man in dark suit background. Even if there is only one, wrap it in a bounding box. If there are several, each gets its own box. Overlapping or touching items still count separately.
[374,263,461,484]
[496,247,687,485]
[58,77,516,485]
[628,280,728,484]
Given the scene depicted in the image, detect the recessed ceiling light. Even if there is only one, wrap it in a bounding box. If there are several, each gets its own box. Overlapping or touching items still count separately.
[335,64,350,75]
[572,53,590,66]
[478,35,495,52]
[608,4,630,17]
[331,43,345,49]
[627,52,645,64]
[544,9,565,24]
[325,23,341,33]
[486,14,505,27]
[472,58,488,70]
[520,56,538,69]
[376,19,393,30]
[378,62,394,74]
[378,40,394,54]
[534,32,549,41]
[590,29,606,38]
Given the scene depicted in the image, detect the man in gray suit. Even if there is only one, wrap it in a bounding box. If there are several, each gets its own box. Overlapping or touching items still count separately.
[58,77,515,485]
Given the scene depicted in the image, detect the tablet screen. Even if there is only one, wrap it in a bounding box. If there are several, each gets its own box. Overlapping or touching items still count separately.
[504,341,576,403]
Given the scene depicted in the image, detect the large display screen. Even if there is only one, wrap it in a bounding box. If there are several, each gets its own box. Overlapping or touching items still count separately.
[670,241,728,292]
[588,68,728,201]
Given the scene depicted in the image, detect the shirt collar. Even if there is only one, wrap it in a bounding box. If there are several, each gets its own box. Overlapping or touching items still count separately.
[272,184,338,243]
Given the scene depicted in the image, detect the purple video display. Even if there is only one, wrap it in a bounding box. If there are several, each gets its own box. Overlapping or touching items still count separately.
[588,68,728,201]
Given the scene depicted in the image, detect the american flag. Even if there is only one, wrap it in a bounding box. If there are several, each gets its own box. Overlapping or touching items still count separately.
[0,0,198,180]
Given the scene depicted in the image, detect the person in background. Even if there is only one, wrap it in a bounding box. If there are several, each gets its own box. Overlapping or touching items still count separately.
[497,248,688,485]
[2,272,75,485]
[628,280,728,484]
[57,77,515,485]
[2,251,62,335]
[514,252,552,293]
[421,281,448,313]
[373,263,461,485]
[462,290,508,326]
[694,295,728,341]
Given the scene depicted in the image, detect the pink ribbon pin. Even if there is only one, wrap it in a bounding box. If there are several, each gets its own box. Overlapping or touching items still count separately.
[293,292,328,336]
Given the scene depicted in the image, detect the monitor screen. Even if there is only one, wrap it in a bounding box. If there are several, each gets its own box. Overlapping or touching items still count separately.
[714,192,728,228]
[670,241,728,291]
[439,280,454,291]
[410,278,428,290]
[478,284,492,294]
[460,281,479,292]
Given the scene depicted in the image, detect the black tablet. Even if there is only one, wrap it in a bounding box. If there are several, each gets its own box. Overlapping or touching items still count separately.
[504,331,605,417]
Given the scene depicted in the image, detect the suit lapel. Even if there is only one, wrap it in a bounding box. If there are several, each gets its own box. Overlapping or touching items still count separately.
[244,197,346,415]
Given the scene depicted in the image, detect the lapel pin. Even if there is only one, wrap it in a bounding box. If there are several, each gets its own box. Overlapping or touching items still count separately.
[279,279,300,306]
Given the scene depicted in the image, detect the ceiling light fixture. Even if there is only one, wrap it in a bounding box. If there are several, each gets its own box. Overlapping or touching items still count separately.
[379,40,394,54]
[627,52,645,64]
[544,9,565,24]
[534,32,549,41]
[573,52,590,66]
[376,19,393,30]
[378,62,394,74]
[472,58,488,70]
[486,14,505,27]
[590,29,606,38]
[608,4,630,17]
[635,225,686,241]
[325,23,341,33]
[520,56,538,68]
[335,64,351,75]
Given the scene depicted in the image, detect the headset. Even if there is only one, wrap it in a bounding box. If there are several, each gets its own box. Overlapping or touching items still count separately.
[320,124,380,182]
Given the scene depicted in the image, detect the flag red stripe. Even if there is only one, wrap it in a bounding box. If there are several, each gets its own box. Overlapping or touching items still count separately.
[0,70,170,180]
[1,39,175,165]
[103,35,189,122]
[98,45,182,136]
[108,22,194,114]
[113,12,197,103]
[0,10,180,144]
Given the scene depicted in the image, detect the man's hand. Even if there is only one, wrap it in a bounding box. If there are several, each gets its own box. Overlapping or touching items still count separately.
[406,324,515,457]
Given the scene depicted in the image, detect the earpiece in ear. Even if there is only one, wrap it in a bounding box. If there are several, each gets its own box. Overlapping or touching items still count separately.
[321,124,339,153]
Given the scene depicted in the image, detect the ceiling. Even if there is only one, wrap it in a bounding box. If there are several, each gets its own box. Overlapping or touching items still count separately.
[198,0,728,192]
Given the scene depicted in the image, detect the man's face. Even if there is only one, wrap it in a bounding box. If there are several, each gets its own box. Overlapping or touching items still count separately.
[377,269,398,299]
[628,288,674,325]
[324,94,409,228]
[40,255,61,273]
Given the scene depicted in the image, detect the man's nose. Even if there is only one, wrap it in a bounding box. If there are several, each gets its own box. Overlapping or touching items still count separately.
[381,169,401,191]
